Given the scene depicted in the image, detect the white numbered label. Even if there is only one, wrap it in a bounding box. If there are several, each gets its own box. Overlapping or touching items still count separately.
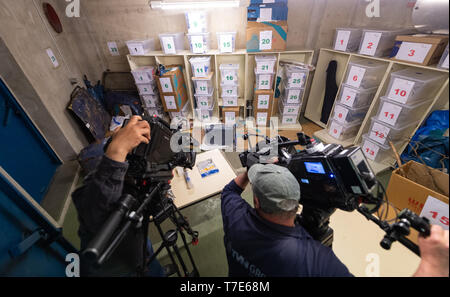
[359,32,382,56]
[164,96,176,109]
[220,34,233,53]
[107,42,120,56]
[223,97,237,107]
[256,112,268,126]
[199,110,211,121]
[46,48,59,68]
[259,8,272,21]
[420,196,449,230]
[369,122,391,145]
[329,121,344,139]
[223,86,237,96]
[346,66,366,88]
[396,42,432,64]
[282,115,296,124]
[196,81,208,94]
[286,89,301,104]
[162,37,176,54]
[340,87,357,107]
[335,30,351,51]
[333,105,349,122]
[388,78,415,104]
[362,140,380,161]
[259,31,272,50]
[197,96,209,109]
[142,96,157,108]
[258,62,272,74]
[257,95,270,109]
[160,78,173,93]
[225,112,236,124]
[290,73,305,88]
[138,84,154,95]
[283,105,299,115]
[191,35,205,54]
[129,43,145,55]
[258,74,271,89]
[378,102,402,126]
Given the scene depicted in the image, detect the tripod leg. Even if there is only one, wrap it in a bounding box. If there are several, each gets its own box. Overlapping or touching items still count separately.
[178,228,200,276]
[172,244,189,276]
[155,223,181,277]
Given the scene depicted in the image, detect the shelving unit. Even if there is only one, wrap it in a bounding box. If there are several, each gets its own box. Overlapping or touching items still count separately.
[127,49,314,130]
[304,48,449,174]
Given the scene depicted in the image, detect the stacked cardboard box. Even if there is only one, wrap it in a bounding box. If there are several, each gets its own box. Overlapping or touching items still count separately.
[131,66,166,118]
[246,0,288,53]
[156,65,189,114]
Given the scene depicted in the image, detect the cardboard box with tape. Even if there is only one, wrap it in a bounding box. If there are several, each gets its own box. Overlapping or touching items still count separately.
[385,161,449,244]
[156,65,188,112]
[246,21,288,52]
[390,35,449,66]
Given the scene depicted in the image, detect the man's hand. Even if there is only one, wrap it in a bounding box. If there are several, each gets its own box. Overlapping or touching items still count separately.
[414,225,449,277]
[106,116,151,162]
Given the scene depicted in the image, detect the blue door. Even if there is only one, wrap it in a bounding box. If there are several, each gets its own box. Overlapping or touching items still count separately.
[0,79,61,204]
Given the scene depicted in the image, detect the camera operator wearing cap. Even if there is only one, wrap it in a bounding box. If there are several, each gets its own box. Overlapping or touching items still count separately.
[72,116,166,277]
[221,163,449,277]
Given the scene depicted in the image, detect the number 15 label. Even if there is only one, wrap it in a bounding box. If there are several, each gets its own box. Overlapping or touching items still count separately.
[420,196,449,230]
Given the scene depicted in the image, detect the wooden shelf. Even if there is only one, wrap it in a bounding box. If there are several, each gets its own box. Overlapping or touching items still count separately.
[304,48,449,174]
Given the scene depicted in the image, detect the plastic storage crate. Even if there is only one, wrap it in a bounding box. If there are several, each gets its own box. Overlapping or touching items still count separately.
[195,100,215,122]
[190,56,211,78]
[361,134,396,162]
[344,59,386,89]
[131,66,156,84]
[438,43,449,69]
[255,55,277,74]
[170,102,191,120]
[280,114,298,125]
[187,32,211,54]
[222,95,238,107]
[220,64,239,85]
[359,29,407,57]
[217,32,237,53]
[279,99,300,116]
[136,82,157,95]
[368,116,418,146]
[192,74,214,95]
[338,84,377,108]
[185,11,208,33]
[194,91,214,109]
[385,68,447,104]
[328,119,361,141]
[159,33,185,54]
[376,96,431,127]
[126,39,155,56]
[221,83,239,97]
[141,95,161,109]
[284,65,309,89]
[281,83,304,104]
[254,69,274,90]
[332,103,368,125]
[333,28,363,52]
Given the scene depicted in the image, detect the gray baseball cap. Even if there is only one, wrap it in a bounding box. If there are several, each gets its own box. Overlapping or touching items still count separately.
[248,164,300,213]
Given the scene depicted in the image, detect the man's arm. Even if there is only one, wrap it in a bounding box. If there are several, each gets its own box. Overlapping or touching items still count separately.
[414,225,449,277]
[72,116,151,236]
[221,172,252,230]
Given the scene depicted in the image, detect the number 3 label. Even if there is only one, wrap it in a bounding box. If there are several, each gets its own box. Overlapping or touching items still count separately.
[396,42,432,64]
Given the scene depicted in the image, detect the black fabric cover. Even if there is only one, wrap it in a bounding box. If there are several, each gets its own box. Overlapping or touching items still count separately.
[320,60,338,124]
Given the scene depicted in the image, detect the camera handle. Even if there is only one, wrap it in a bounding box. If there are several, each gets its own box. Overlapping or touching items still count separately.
[357,206,430,257]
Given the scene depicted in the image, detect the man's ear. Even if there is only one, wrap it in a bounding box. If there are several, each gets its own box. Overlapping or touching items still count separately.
[253,195,260,209]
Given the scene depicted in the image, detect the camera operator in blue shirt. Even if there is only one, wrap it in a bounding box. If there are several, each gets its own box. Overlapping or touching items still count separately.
[221,163,449,277]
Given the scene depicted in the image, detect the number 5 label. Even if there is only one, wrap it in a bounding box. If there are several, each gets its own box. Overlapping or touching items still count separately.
[259,31,272,50]
[420,196,449,230]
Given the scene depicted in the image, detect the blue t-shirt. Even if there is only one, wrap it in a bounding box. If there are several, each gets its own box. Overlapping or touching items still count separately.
[221,180,353,277]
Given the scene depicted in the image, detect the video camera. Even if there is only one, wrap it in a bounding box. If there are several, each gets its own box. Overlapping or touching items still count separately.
[239,132,430,256]
[83,116,200,276]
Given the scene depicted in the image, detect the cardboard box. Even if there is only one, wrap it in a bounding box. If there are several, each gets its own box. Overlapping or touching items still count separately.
[247,3,288,22]
[222,106,240,124]
[390,35,449,66]
[385,161,449,244]
[253,89,274,112]
[254,110,271,126]
[156,65,188,112]
[246,21,288,52]
[250,0,287,4]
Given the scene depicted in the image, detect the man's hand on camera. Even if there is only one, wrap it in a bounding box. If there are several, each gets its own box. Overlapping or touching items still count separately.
[106,116,151,162]
[414,225,449,277]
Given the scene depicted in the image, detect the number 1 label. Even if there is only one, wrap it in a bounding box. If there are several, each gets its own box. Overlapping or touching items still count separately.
[335,30,351,51]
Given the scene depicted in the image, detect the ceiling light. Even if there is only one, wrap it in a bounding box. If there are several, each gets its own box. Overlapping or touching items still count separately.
[150,0,243,10]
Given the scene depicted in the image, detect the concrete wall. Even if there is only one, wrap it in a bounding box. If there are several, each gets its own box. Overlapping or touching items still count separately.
[0,0,106,161]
